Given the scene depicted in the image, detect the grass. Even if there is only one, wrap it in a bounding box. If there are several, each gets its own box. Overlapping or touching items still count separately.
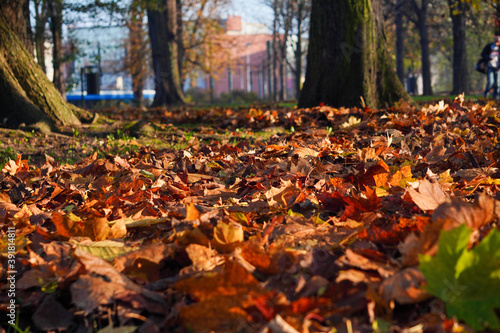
[411,94,484,103]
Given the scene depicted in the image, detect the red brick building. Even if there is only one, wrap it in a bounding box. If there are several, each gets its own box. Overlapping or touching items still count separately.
[204,15,290,100]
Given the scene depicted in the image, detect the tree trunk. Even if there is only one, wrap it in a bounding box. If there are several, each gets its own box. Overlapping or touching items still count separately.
[176,0,184,88]
[295,11,303,100]
[147,0,184,107]
[127,2,149,107]
[395,0,405,84]
[0,4,85,132]
[34,0,49,74]
[272,2,279,102]
[279,57,286,101]
[449,0,469,94]
[49,0,65,98]
[2,0,34,55]
[298,0,410,109]
[413,0,433,96]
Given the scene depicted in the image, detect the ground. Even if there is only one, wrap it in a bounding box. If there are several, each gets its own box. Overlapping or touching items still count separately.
[1,96,500,332]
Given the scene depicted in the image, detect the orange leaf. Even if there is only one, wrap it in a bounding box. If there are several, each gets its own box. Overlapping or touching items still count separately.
[185,201,201,221]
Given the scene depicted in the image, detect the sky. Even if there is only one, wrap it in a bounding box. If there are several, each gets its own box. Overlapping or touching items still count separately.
[230,0,274,26]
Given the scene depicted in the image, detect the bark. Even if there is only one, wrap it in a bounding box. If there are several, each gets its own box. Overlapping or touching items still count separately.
[449,0,469,94]
[292,0,310,101]
[147,0,185,107]
[127,2,149,107]
[0,5,85,131]
[34,0,49,73]
[495,5,500,36]
[176,0,184,88]
[411,0,433,95]
[49,0,65,98]
[272,4,279,102]
[279,57,286,101]
[298,0,410,109]
[395,0,404,84]
[2,0,34,55]
[295,11,303,100]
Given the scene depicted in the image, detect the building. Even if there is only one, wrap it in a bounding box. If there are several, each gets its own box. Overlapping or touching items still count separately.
[203,15,294,100]
[64,15,297,105]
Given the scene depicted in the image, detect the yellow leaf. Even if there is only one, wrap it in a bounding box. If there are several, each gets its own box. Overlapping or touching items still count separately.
[213,222,244,245]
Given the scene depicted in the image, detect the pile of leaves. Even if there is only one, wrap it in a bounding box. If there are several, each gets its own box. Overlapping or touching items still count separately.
[1,95,500,332]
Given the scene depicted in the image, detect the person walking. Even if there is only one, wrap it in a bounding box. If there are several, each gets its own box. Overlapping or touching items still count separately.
[482,35,500,98]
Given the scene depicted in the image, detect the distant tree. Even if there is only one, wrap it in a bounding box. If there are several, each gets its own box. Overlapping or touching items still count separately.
[49,0,65,97]
[265,0,311,101]
[448,0,470,94]
[291,0,311,100]
[407,0,433,95]
[125,0,150,106]
[265,0,288,101]
[394,0,405,83]
[147,0,185,106]
[299,0,409,108]
[181,0,230,85]
[382,0,405,84]
[33,0,49,74]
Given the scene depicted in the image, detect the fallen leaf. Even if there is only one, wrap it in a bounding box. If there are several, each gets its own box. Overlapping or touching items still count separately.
[407,179,448,211]
[432,193,496,230]
[379,267,430,305]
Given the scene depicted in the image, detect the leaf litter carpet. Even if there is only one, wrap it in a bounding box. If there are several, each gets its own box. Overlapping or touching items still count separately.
[1,96,500,332]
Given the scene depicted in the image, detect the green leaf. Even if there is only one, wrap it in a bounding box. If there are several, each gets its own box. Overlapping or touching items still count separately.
[139,169,155,180]
[97,326,137,333]
[419,225,500,330]
[71,239,136,262]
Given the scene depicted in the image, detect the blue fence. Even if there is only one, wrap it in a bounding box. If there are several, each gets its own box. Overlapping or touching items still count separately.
[66,91,155,101]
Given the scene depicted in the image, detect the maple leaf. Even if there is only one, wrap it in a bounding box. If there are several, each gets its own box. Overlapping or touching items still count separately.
[419,225,500,330]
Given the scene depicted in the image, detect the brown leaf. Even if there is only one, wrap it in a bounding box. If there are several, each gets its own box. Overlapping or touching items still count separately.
[380,268,431,305]
[341,249,396,278]
[185,244,222,272]
[407,179,447,211]
[108,218,127,239]
[175,260,263,332]
[113,243,178,282]
[432,192,496,230]
[72,248,165,313]
[175,260,259,301]
[52,213,126,241]
[83,216,111,241]
[32,294,74,331]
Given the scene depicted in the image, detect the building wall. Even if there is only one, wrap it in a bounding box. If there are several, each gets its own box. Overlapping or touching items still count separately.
[206,16,292,100]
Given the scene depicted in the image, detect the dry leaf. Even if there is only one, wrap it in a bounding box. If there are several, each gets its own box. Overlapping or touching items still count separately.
[432,192,496,230]
[407,179,448,211]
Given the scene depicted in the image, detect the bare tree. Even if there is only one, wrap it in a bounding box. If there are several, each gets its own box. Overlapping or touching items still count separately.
[49,0,65,97]
[33,0,50,74]
[407,0,433,95]
[264,0,311,101]
[126,0,150,106]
